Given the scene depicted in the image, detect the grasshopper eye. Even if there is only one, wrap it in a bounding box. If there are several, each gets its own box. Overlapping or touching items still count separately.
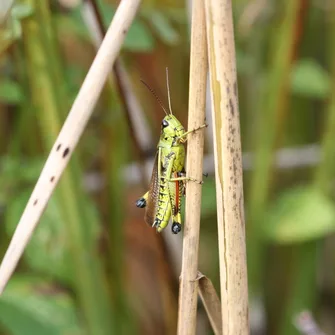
[162,120,169,128]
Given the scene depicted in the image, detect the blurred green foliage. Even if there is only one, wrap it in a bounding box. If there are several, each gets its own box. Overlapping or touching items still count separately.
[0,79,24,104]
[291,59,331,99]
[0,276,82,335]
[263,186,335,244]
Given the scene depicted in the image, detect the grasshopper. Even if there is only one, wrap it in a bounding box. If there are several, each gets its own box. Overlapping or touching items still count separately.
[136,69,207,234]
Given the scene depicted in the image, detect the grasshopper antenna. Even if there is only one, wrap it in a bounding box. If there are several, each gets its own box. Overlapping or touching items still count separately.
[165,67,173,115]
[140,79,168,116]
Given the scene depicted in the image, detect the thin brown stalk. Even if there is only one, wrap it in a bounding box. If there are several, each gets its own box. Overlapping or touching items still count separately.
[205,0,249,334]
[177,0,208,333]
[86,0,152,150]
[83,0,151,189]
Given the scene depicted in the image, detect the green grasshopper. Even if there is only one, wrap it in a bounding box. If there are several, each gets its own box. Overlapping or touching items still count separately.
[136,69,207,234]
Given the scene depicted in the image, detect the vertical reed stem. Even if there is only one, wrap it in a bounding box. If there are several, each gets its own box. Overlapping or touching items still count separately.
[205,0,249,333]
[177,0,207,333]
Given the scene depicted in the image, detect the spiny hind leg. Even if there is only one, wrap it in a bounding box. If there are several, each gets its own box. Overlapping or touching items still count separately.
[136,191,149,208]
[169,177,183,234]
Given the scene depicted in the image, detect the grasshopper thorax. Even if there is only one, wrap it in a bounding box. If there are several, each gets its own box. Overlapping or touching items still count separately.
[160,115,185,147]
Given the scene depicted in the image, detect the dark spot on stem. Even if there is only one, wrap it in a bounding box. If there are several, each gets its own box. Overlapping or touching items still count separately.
[229,99,234,116]
[56,144,61,151]
[50,176,55,182]
[63,147,70,158]
[33,199,38,206]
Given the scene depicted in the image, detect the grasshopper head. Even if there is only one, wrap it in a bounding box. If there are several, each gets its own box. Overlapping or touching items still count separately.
[161,115,185,145]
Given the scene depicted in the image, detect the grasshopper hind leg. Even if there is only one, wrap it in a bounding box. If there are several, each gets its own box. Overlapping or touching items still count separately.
[136,191,148,208]
[170,177,183,234]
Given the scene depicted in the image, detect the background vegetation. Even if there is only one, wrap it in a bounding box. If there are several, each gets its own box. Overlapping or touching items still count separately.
[0,0,334,334]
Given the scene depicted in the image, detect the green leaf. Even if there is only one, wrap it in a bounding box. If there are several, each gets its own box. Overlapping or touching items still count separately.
[0,79,24,104]
[5,191,73,283]
[95,0,154,51]
[11,4,34,19]
[0,4,34,47]
[124,19,155,52]
[63,2,155,52]
[10,17,22,39]
[0,157,43,182]
[5,189,101,284]
[0,276,82,335]
[291,59,331,99]
[144,10,179,45]
[263,186,335,244]
[0,157,44,203]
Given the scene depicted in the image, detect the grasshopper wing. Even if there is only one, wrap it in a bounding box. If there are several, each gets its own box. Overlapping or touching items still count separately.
[145,153,160,226]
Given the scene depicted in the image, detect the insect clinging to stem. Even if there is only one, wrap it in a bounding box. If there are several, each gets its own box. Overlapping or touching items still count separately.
[136,68,207,234]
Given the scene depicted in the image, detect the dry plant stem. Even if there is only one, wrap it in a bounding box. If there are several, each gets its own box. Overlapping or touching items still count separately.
[0,0,141,294]
[205,0,249,334]
[177,0,207,334]
[198,273,223,335]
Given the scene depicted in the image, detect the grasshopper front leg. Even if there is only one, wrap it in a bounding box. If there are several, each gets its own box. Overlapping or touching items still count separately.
[178,123,208,143]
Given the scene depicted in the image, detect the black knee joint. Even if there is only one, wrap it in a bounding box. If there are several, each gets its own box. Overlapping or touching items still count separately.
[136,198,146,208]
[171,222,181,234]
